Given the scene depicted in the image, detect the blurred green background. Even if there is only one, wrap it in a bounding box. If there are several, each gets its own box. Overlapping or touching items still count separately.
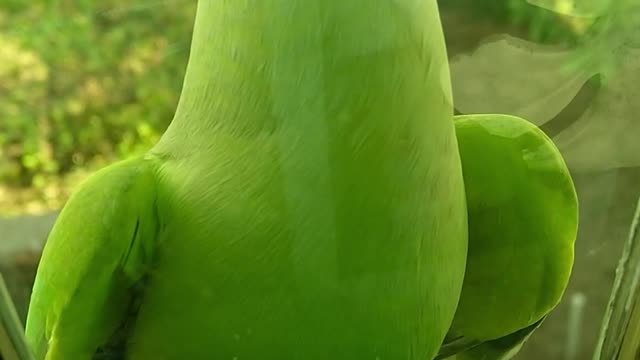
[0,0,196,215]
[0,0,582,216]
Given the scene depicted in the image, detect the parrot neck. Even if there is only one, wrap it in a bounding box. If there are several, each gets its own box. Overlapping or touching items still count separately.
[154,0,453,157]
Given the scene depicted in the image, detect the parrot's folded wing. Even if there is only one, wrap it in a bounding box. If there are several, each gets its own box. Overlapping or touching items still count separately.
[443,114,578,359]
[437,317,545,360]
[24,156,159,360]
[435,334,482,359]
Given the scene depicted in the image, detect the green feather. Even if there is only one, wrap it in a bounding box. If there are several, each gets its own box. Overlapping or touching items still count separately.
[26,1,468,359]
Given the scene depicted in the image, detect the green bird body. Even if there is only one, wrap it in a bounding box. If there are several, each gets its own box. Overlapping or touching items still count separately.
[26,1,470,359]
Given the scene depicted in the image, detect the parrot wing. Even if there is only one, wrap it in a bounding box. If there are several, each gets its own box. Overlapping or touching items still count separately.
[438,114,578,359]
[24,156,160,360]
[435,332,482,359]
[437,317,545,360]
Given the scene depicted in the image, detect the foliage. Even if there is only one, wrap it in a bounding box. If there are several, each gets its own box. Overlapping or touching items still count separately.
[0,0,195,214]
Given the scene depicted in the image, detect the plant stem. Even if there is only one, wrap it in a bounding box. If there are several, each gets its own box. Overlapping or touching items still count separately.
[0,273,33,360]
[593,196,640,359]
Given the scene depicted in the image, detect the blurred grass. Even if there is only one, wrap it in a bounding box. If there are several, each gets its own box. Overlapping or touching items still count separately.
[0,0,195,215]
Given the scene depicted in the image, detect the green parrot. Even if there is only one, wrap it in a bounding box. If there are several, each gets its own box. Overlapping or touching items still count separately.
[25,0,468,359]
[21,1,578,359]
[437,114,578,359]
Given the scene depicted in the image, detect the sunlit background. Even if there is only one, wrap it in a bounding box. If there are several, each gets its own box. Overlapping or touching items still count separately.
[1,0,639,359]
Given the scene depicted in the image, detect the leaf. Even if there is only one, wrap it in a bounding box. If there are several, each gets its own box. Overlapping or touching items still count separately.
[0,273,33,360]
[450,34,596,126]
[593,197,640,359]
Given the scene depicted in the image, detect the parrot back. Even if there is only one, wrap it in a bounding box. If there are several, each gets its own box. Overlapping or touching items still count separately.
[132,0,468,358]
